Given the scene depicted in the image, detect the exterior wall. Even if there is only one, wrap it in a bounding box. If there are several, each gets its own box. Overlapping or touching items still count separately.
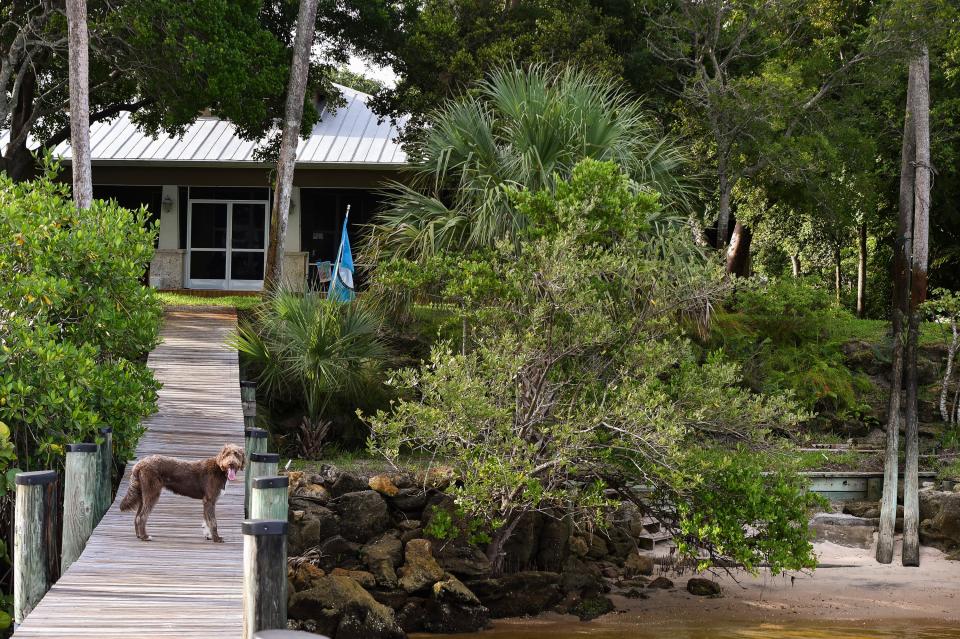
[145,182,307,291]
[91,165,399,291]
[150,249,186,289]
[91,165,404,188]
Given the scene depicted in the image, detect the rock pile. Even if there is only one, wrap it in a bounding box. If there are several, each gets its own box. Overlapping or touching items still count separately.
[284,467,664,637]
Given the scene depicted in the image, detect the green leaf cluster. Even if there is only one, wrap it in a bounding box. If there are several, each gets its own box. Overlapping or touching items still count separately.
[0,168,161,471]
[367,159,816,573]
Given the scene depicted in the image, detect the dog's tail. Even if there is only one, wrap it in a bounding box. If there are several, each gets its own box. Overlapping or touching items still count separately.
[119,465,141,511]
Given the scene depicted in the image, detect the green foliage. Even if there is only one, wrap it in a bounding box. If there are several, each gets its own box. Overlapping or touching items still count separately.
[0,170,161,471]
[369,65,688,264]
[711,278,868,417]
[328,68,386,95]
[232,288,391,453]
[670,448,821,575]
[368,160,814,573]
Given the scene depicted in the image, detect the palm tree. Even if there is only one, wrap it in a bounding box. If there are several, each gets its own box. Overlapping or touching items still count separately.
[370,64,690,262]
[231,288,390,456]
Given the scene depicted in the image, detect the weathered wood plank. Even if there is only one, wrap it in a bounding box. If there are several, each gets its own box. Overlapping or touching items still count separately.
[14,310,245,638]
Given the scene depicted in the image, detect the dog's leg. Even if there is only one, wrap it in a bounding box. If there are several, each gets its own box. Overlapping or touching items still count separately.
[136,476,161,541]
[203,498,223,543]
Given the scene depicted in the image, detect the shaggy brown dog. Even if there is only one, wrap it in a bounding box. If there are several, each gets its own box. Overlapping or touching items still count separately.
[120,444,245,542]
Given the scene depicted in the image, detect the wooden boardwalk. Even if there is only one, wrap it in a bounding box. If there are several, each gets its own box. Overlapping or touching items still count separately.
[15,310,247,638]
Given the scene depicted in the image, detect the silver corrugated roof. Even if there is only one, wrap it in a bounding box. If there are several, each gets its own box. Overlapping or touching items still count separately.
[2,84,407,167]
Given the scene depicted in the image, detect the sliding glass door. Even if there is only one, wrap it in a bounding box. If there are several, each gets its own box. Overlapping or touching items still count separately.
[187,199,268,290]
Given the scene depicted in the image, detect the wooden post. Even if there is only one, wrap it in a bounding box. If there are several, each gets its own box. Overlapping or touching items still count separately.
[247,453,279,517]
[96,426,113,522]
[242,382,257,432]
[244,430,269,517]
[61,443,98,574]
[867,477,883,502]
[243,520,288,639]
[14,470,58,625]
[251,476,289,521]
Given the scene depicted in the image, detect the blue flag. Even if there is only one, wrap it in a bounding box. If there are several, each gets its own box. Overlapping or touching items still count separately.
[328,211,355,302]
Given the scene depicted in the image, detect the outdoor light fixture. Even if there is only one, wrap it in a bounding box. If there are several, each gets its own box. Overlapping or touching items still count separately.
[161,195,174,212]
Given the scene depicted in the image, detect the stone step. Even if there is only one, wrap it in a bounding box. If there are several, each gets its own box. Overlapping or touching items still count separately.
[640,516,661,534]
[637,529,672,551]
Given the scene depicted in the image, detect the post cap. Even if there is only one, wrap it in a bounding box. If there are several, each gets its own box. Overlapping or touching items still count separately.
[242,519,288,536]
[66,443,98,453]
[15,470,58,486]
[252,476,289,489]
[245,428,268,439]
[99,426,113,434]
[240,380,257,388]
[250,452,279,463]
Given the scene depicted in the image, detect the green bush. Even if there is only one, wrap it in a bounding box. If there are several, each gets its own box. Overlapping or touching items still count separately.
[710,278,868,418]
[0,170,161,470]
[232,288,391,456]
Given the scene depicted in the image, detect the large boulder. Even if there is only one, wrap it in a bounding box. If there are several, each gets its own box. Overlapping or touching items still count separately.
[535,515,571,572]
[369,475,400,497]
[390,488,427,513]
[361,533,403,589]
[686,577,721,597]
[502,512,542,568]
[809,513,876,549]
[289,505,340,556]
[314,535,363,571]
[433,541,493,579]
[288,575,404,639]
[467,571,563,618]
[398,539,446,593]
[920,491,960,551]
[560,556,606,596]
[624,552,654,577]
[332,491,392,543]
[396,590,490,635]
[328,471,371,498]
[289,562,326,592]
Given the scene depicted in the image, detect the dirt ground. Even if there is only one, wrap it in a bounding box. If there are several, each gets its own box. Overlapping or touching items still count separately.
[436,540,960,638]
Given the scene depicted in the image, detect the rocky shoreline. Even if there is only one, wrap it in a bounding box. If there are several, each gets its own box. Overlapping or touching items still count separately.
[283,466,698,638]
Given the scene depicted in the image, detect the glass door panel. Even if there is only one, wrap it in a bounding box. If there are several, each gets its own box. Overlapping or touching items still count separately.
[190,251,227,280]
[231,252,266,281]
[191,203,228,248]
[232,203,267,249]
[189,203,228,283]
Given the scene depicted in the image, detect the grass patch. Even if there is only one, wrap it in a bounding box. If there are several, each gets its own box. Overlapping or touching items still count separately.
[158,291,262,310]
[828,316,949,347]
[284,450,442,477]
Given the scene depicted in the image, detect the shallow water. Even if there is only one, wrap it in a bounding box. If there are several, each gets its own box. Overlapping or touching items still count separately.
[416,621,960,639]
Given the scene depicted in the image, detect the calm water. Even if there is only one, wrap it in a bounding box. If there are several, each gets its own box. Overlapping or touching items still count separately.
[416,621,960,639]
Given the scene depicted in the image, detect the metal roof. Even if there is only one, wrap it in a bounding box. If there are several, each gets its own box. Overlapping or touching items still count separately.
[2,84,407,167]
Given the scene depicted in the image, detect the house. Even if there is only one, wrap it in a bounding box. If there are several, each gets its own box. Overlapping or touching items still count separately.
[45,84,406,291]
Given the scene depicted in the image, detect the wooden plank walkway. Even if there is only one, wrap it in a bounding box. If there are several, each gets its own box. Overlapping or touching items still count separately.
[15,309,247,638]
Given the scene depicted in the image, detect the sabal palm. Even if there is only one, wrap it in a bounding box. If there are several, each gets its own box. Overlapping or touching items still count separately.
[231,289,389,423]
[372,64,689,262]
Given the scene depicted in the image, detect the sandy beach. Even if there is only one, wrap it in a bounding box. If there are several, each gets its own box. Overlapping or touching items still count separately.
[612,540,960,624]
[420,540,960,638]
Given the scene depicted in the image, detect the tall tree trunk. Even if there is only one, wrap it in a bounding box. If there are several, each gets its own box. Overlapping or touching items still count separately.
[903,46,931,567]
[857,223,867,318]
[790,254,801,278]
[725,221,752,276]
[834,245,842,304]
[263,0,320,291]
[941,320,958,423]
[877,52,918,565]
[716,168,731,249]
[66,0,92,209]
